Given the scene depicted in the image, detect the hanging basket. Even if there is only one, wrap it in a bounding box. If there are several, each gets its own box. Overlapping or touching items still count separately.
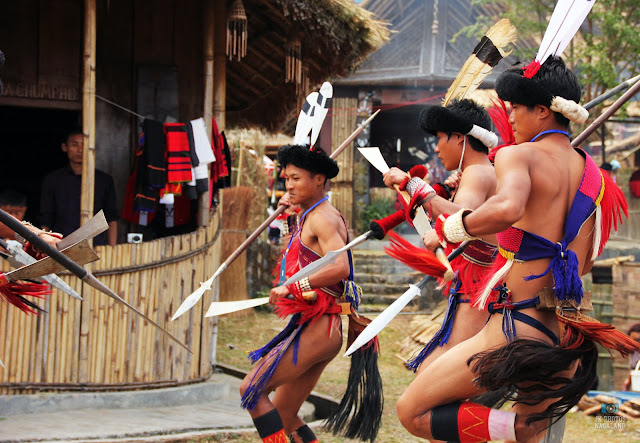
[227,0,248,61]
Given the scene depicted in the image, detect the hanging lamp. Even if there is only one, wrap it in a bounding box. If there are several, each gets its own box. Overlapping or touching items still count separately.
[227,0,248,61]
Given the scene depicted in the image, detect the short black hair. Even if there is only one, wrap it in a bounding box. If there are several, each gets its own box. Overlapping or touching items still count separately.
[601,162,613,172]
[496,57,581,127]
[419,99,493,154]
[277,145,339,180]
[64,124,83,143]
[0,189,27,207]
[629,323,640,335]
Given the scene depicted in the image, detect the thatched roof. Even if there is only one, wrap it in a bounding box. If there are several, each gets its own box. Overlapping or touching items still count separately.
[338,0,528,88]
[226,0,389,131]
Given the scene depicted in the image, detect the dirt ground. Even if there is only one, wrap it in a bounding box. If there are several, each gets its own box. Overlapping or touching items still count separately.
[214,311,640,442]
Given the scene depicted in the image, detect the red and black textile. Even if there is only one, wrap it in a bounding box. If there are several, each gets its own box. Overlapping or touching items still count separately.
[164,123,193,183]
[144,119,167,188]
[122,120,164,221]
[631,169,640,198]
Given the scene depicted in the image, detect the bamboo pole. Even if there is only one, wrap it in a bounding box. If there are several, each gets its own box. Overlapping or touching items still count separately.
[81,0,96,229]
[79,0,97,383]
[200,0,215,227]
[214,0,226,130]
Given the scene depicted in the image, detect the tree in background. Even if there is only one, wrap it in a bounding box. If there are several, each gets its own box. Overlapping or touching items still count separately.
[459,0,640,114]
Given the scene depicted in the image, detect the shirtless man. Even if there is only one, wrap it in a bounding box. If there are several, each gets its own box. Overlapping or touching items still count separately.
[383,99,499,372]
[395,57,634,442]
[239,145,380,443]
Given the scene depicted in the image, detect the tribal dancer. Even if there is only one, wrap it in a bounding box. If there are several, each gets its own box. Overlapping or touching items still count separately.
[240,145,382,443]
[397,56,636,442]
[383,99,499,372]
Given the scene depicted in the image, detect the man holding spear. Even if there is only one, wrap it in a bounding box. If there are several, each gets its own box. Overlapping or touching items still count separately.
[382,98,500,373]
[240,144,382,443]
[395,53,638,442]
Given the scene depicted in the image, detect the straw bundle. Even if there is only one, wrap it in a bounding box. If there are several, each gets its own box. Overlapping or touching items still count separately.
[396,299,448,366]
[219,186,257,318]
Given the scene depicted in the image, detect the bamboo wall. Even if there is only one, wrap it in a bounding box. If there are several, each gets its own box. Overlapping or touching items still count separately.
[0,211,221,395]
[331,97,359,229]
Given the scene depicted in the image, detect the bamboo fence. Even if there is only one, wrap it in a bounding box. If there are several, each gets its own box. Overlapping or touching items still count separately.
[330,97,358,229]
[0,209,221,394]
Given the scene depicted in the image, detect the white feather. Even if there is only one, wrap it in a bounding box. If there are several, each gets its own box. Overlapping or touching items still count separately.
[592,205,602,261]
[536,0,596,64]
[310,82,333,146]
[474,259,513,310]
[293,92,318,145]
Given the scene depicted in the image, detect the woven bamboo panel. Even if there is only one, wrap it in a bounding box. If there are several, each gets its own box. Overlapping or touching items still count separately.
[369,187,396,204]
[330,183,354,229]
[331,97,358,183]
[0,210,221,394]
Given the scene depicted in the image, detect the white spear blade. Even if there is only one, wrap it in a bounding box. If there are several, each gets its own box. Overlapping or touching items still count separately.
[283,231,373,287]
[345,284,422,357]
[4,240,83,300]
[0,357,3,368]
[357,147,389,174]
[171,264,226,321]
[205,296,270,317]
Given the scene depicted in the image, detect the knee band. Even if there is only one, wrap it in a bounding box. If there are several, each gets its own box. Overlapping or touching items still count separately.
[431,401,516,442]
[293,424,318,443]
[253,409,287,442]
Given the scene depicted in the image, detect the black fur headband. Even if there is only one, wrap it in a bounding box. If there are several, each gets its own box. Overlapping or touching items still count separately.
[495,70,554,107]
[277,145,339,179]
[419,106,474,136]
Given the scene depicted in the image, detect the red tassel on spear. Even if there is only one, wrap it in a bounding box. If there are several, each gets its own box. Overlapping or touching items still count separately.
[0,273,49,314]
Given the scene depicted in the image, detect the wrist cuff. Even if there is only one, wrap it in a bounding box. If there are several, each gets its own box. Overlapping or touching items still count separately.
[442,209,476,244]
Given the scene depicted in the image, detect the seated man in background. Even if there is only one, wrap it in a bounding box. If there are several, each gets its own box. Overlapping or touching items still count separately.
[40,126,119,246]
[0,190,28,240]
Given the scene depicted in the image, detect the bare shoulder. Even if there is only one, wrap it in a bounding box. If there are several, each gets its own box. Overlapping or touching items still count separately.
[462,164,496,181]
[494,144,533,163]
[306,203,346,238]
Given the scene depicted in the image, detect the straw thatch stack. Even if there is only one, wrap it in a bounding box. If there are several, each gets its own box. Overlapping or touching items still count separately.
[396,299,449,365]
[219,186,257,318]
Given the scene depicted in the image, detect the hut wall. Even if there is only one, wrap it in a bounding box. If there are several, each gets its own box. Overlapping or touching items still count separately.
[331,97,359,230]
[585,262,640,391]
[0,211,221,394]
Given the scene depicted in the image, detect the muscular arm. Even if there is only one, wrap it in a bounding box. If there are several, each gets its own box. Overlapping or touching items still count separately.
[464,148,531,237]
[426,166,493,218]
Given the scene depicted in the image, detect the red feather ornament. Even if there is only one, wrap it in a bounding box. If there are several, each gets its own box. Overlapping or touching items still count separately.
[598,171,629,255]
[384,231,447,277]
[0,274,49,314]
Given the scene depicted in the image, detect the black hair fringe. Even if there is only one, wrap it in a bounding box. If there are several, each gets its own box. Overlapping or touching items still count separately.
[468,338,598,425]
[324,340,383,441]
[324,344,383,441]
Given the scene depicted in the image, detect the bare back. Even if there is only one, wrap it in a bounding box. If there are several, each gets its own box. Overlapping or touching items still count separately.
[499,135,595,300]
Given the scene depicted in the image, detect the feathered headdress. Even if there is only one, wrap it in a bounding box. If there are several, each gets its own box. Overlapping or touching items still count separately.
[443,19,517,106]
[496,0,595,124]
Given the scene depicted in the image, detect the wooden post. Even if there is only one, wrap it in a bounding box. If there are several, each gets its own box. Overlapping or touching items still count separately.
[81,0,97,234]
[79,0,97,383]
[200,0,215,227]
[214,0,226,130]
[210,0,227,368]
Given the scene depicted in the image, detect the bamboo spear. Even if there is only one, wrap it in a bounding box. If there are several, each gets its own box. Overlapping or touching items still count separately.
[0,209,191,353]
[572,78,640,147]
[171,109,381,320]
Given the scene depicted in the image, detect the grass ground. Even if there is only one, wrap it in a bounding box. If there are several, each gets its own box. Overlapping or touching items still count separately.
[214,311,640,442]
